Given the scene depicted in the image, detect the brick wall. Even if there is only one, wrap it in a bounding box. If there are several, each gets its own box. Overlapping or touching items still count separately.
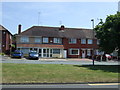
[16,36,99,58]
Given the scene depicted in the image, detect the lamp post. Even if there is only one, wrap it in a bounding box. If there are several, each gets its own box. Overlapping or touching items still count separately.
[91,19,95,65]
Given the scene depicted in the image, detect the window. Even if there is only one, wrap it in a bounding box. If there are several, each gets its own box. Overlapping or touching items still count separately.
[3,31,6,34]
[87,49,91,56]
[54,38,62,43]
[43,37,48,43]
[95,49,99,55]
[35,37,42,43]
[20,37,29,42]
[97,40,99,45]
[88,39,93,44]
[53,49,60,54]
[69,38,77,44]
[81,39,86,44]
[69,49,79,55]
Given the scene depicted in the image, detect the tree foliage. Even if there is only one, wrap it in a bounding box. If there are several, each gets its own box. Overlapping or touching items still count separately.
[94,12,120,55]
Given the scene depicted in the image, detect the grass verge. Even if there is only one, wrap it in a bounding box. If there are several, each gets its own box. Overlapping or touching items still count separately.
[2,63,119,83]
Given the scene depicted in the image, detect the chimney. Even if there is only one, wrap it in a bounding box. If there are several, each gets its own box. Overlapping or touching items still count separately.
[59,25,65,31]
[18,24,21,34]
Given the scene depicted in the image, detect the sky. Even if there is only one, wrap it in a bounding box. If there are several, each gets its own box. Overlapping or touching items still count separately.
[1,1,119,34]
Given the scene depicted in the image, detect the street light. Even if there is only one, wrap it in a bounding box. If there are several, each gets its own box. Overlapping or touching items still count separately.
[91,19,95,65]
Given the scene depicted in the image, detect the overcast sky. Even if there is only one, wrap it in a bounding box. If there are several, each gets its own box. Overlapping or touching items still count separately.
[1,1,119,34]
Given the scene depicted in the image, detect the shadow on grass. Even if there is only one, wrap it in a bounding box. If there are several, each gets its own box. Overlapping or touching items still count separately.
[73,65,120,73]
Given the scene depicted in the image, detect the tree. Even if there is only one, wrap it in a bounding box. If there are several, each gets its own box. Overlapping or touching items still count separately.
[94,12,120,56]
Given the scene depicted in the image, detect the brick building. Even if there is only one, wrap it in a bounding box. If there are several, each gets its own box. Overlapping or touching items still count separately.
[0,25,12,54]
[16,25,99,58]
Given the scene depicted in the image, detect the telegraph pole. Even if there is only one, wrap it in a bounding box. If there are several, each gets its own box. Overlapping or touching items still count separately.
[91,19,95,65]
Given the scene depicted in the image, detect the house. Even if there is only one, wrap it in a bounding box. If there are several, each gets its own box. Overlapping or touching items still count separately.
[16,25,99,58]
[0,25,12,54]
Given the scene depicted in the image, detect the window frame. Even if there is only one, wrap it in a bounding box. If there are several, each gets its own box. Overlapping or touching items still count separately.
[53,38,62,44]
[43,37,48,43]
[20,36,29,43]
[35,37,42,43]
[97,40,100,45]
[69,48,79,55]
[69,38,77,44]
[87,49,91,56]
[53,49,61,54]
[87,39,93,44]
[81,39,86,44]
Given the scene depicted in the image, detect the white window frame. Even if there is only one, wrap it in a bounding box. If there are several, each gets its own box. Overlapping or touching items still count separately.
[69,48,79,55]
[88,39,93,44]
[81,39,86,44]
[53,49,61,54]
[20,36,29,43]
[35,37,42,43]
[43,37,48,43]
[87,49,91,56]
[69,38,77,44]
[53,38,62,44]
[97,40,100,45]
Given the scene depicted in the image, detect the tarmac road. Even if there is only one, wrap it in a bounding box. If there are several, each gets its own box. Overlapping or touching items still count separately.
[1,83,119,88]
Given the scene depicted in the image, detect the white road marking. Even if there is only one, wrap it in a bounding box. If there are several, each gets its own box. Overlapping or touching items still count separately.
[88,83,120,86]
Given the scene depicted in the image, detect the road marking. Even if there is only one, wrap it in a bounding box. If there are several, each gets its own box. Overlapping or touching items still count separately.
[88,83,120,86]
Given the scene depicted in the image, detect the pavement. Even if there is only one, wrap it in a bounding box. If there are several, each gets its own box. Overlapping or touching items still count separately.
[1,55,119,65]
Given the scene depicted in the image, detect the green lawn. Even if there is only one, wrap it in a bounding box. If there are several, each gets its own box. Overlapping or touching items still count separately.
[2,63,119,83]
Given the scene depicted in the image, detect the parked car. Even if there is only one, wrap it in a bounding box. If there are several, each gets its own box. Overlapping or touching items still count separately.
[11,50,23,58]
[28,50,39,60]
[105,54,112,60]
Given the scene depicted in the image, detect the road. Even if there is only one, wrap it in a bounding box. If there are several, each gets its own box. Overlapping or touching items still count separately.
[1,83,119,88]
[1,56,119,65]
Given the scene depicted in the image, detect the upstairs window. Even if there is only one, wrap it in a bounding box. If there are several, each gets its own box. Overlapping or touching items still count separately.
[43,37,48,43]
[88,39,93,44]
[81,39,86,44]
[35,37,42,43]
[69,38,77,44]
[97,40,100,45]
[54,38,62,44]
[20,36,29,43]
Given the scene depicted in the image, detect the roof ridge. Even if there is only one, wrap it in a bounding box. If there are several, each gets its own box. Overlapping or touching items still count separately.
[31,26,91,30]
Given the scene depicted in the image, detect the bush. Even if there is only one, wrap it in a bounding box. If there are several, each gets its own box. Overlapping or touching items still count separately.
[0,53,5,56]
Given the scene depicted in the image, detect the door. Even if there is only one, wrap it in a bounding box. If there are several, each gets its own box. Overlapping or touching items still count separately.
[63,50,67,58]
[42,48,52,58]
[82,50,85,58]
[43,48,47,57]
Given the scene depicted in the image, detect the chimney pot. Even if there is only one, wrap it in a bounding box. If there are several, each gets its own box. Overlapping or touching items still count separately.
[59,25,65,30]
[18,24,21,34]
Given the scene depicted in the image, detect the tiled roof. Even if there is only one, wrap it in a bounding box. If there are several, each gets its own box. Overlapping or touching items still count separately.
[0,25,7,31]
[19,26,96,39]
[0,25,12,35]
